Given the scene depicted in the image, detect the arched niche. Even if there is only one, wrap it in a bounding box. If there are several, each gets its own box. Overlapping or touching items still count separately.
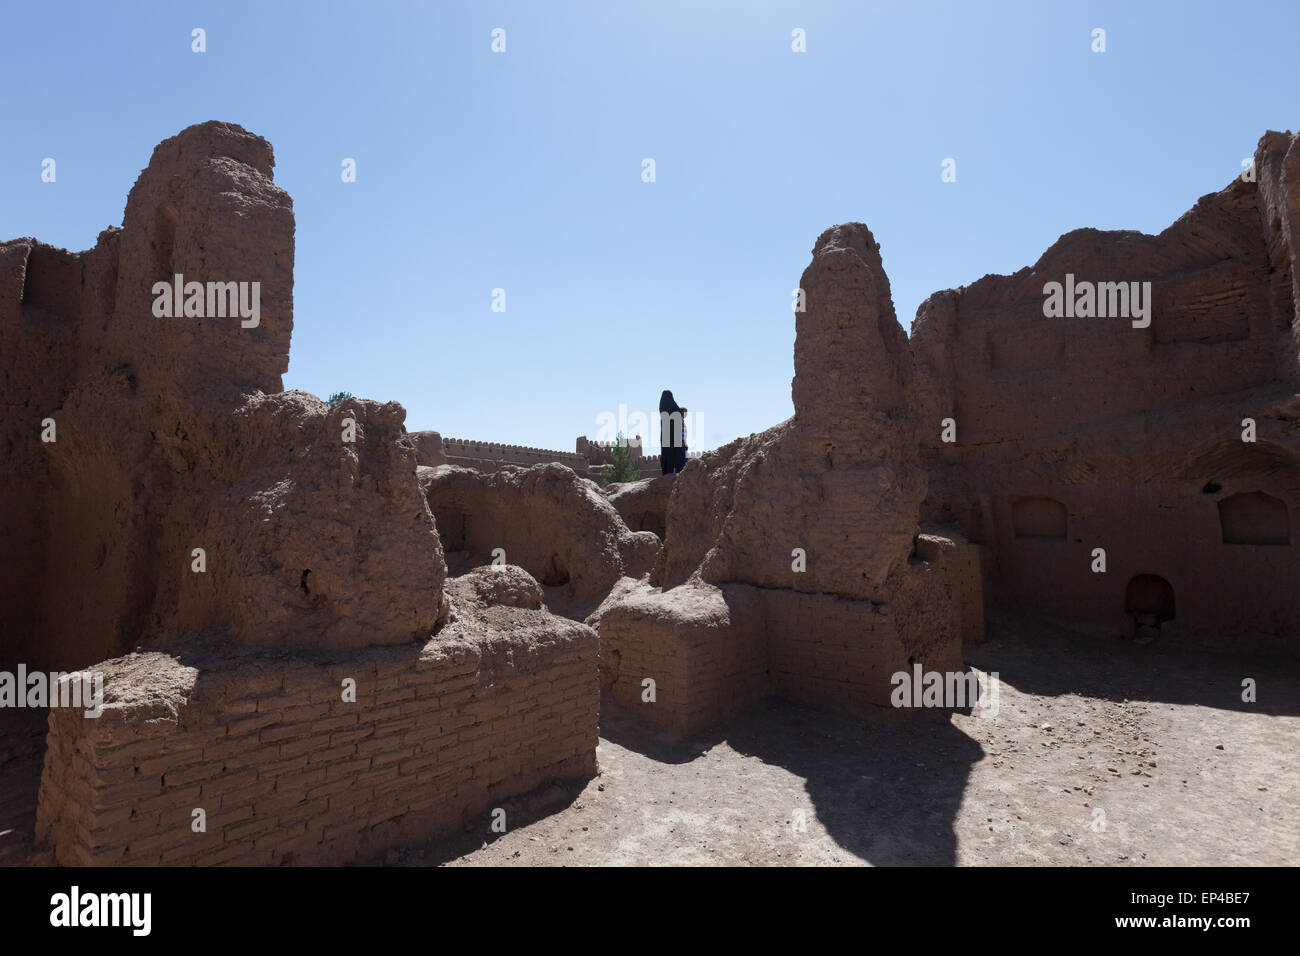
[1011,496,1067,540]
[1218,492,1289,545]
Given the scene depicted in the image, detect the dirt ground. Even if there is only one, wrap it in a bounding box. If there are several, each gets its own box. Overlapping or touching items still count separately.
[3,613,1297,867]
[414,613,1300,867]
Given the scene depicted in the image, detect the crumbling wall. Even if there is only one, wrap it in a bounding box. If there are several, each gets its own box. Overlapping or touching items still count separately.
[766,536,982,715]
[912,195,1281,451]
[1253,130,1300,388]
[407,429,447,467]
[654,226,926,600]
[422,462,659,607]
[19,122,601,867]
[0,122,447,671]
[601,530,982,735]
[1,233,119,668]
[171,392,446,651]
[603,473,676,538]
[36,591,597,866]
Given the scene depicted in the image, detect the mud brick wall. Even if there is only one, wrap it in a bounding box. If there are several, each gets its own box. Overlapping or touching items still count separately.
[765,591,903,717]
[601,584,769,735]
[36,622,598,865]
[601,535,980,734]
[764,541,974,718]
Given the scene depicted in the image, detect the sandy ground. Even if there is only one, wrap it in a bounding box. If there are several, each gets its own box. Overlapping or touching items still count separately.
[4,614,1297,867]
[416,615,1300,867]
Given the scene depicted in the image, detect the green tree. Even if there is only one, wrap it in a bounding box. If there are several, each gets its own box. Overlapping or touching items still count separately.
[603,432,640,485]
[327,391,354,407]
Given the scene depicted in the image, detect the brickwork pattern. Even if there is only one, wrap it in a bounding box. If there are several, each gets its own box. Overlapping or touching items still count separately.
[36,624,598,865]
[601,537,982,734]
[604,590,768,735]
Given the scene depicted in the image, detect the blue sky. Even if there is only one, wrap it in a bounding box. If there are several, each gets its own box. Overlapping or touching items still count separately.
[3,1,1297,453]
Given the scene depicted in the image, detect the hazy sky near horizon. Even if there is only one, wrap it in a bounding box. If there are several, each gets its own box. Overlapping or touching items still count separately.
[3,1,1298,453]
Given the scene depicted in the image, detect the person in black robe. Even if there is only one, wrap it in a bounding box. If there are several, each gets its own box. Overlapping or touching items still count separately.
[659,390,688,474]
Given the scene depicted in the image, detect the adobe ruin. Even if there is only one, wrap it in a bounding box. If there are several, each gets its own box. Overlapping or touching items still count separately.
[912,128,1300,649]
[4,121,1299,865]
[4,123,598,864]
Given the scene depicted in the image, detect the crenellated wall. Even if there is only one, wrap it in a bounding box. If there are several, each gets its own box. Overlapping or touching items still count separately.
[442,437,590,473]
[422,434,671,480]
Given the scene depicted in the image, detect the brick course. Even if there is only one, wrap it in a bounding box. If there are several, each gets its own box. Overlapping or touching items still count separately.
[601,535,983,734]
[36,620,598,865]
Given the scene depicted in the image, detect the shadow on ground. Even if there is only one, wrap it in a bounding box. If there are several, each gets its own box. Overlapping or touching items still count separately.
[600,693,984,865]
[976,608,1300,717]
[591,608,1300,865]
[0,707,49,866]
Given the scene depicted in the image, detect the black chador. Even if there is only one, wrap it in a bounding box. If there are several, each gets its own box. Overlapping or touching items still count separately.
[659,390,688,475]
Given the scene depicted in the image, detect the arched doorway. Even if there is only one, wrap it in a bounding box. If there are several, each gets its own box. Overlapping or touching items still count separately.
[1125,574,1175,620]
[1125,574,1175,643]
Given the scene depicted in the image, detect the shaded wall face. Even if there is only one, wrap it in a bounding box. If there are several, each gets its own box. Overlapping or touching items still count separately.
[36,462,148,669]
[1,237,124,669]
[1,242,66,665]
[983,471,1300,641]
[1254,130,1300,390]
[600,545,977,735]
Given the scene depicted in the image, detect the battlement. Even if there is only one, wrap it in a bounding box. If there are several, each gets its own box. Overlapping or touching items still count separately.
[441,437,589,472]
[585,437,644,449]
[577,435,643,452]
[426,434,700,481]
[443,437,585,459]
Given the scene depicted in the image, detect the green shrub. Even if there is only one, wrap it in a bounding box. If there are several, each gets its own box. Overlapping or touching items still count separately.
[603,432,640,485]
